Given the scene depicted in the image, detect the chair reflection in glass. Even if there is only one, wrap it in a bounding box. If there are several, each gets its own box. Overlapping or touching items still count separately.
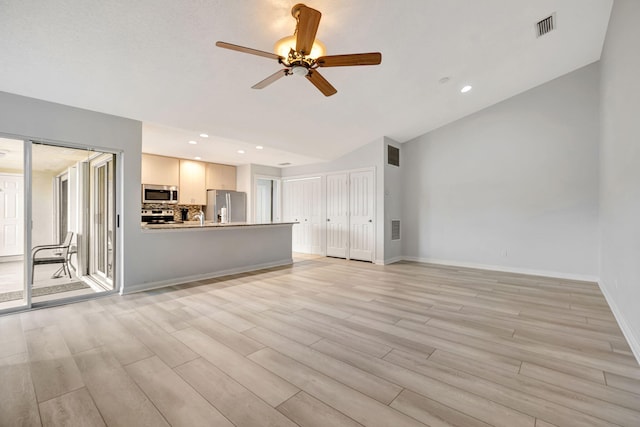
[31,232,74,281]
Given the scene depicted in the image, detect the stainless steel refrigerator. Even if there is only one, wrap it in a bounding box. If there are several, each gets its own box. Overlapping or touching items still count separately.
[205,190,247,223]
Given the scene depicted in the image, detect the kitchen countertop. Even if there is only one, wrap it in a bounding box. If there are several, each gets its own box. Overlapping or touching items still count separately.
[141,221,296,230]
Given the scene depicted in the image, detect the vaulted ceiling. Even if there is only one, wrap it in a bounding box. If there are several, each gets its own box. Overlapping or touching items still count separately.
[0,0,613,167]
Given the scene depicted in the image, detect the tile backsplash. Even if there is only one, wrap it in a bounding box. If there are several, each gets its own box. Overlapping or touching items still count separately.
[142,204,204,222]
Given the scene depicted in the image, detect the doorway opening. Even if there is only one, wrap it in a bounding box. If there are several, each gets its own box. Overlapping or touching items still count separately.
[255,176,281,223]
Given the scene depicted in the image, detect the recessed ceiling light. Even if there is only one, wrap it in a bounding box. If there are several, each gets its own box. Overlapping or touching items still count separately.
[199,133,208,138]
[461,85,472,93]
[188,140,198,145]
[256,145,264,150]
[237,150,245,154]
[194,156,201,160]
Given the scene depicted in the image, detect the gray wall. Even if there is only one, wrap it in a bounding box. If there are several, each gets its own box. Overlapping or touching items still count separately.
[401,63,601,279]
[599,0,640,360]
[383,137,403,263]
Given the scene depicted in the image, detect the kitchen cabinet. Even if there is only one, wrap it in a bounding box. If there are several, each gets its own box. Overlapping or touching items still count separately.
[206,163,236,190]
[179,159,206,205]
[141,154,179,186]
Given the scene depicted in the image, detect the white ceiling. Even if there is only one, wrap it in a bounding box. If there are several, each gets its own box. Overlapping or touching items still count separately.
[0,0,613,167]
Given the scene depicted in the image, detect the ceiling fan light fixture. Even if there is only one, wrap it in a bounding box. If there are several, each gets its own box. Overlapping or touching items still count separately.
[291,65,309,76]
[274,35,326,59]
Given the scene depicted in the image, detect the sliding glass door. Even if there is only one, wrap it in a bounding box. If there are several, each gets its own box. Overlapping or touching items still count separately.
[0,138,119,314]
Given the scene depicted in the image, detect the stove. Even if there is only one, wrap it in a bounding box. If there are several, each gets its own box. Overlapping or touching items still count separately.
[141,209,180,224]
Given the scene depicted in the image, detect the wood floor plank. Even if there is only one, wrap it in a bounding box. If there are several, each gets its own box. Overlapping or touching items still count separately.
[415,349,635,426]
[604,371,640,395]
[176,357,299,427]
[125,355,234,427]
[173,327,299,407]
[390,388,492,427]
[73,346,169,427]
[189,315,265,356]
[519,361,640,411]
[311,339,534,427]
[116,310,198,368]
[244,326,403,404]
[262,308,393,358]
[39,387,105,427]
[248,347,426,427]
[0,314,26,359]
[24,325,84,403]
[0,352,41,426]
[277,391,364,427]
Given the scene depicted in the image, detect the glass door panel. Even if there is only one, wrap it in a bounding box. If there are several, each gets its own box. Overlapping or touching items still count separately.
[0,137,27,311]
[90,153,115,289]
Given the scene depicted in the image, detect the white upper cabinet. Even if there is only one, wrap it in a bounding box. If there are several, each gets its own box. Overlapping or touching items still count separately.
[179,159,206,205]
[206,163,236,190]
[141,154,179,186]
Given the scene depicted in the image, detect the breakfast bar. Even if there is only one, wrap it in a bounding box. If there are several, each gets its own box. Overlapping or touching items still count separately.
[127,221,295,294]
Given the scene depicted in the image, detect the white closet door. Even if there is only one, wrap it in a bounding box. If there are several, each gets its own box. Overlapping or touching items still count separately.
[349,170,374,261]
[283,179,303,252]
[283,177,321,254]
[0,174,24,256]
[326,173,348,258]
[302,177,322,254]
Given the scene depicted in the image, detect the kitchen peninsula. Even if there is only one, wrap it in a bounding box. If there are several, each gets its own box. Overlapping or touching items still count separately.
[129,221,295,294]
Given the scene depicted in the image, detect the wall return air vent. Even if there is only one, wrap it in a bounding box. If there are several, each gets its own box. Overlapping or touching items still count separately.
[391,220,401,241]
[536,13,556,38]
[388,145,400,167]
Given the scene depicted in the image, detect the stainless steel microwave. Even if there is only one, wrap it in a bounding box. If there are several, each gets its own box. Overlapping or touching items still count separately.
[142,184,179,204]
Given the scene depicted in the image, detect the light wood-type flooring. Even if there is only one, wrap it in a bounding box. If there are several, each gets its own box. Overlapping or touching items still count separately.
[1,256,640,427]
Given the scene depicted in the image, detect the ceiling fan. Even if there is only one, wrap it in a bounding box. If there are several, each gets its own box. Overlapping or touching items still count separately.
[216,3,382,97]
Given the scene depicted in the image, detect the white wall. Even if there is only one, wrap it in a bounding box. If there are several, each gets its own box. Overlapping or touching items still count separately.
[599,0,640,360]
[401,63,600,279]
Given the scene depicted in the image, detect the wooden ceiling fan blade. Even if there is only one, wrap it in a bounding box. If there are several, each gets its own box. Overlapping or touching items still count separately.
[316,53,382,67]
[216,41,282,60]
[306,69,337,97]
[252,69,288,89]
[295,5,321,56]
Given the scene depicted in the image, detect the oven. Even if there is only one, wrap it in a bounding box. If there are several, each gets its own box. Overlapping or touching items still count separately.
[141,209,179,224]
[142,184,178,204]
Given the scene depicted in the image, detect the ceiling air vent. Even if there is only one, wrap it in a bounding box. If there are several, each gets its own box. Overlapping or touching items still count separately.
[391,220,401,241]
[536,13,556,38]
[388,145,400,167]
[278,162,292,166]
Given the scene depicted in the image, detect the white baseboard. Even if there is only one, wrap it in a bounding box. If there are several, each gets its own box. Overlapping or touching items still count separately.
[401,256,600,283]
[382,256,404,265]
[598,280,640,365]
[122,258,293,295]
